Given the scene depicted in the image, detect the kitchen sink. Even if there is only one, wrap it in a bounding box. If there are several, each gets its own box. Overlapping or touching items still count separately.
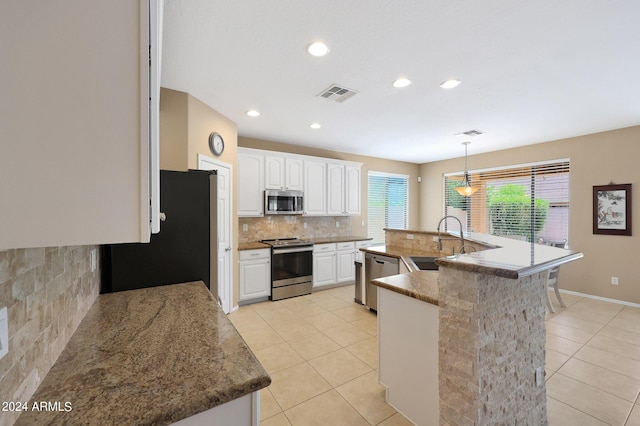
[408,256,439,271]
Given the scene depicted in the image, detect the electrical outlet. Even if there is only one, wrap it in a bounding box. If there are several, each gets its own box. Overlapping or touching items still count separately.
[611,277,619,285]
[303,222,308,229]
[90,249,97,272]
[0,307,8,360]
[336,222,340,228]
[535,366,543,386]
[242,224,248,232]
[406,234,414,240]
[361,220,365,226]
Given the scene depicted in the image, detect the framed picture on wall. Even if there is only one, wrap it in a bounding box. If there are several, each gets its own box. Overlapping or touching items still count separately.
[593,184,632,236]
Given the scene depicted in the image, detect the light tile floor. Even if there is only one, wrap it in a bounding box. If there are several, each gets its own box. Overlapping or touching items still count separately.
[229,285,640,425]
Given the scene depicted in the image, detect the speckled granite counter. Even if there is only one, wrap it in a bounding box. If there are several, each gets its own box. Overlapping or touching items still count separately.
[372,271,439,305]
[16,281,271,426]
[238,236,371,251]
[238,241,271,250]
[364,232,583,280]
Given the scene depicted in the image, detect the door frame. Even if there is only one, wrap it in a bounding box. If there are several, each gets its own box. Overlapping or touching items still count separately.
[198,154,234,314]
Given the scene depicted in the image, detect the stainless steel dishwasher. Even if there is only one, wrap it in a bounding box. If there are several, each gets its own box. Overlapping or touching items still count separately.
[364,253,399,311]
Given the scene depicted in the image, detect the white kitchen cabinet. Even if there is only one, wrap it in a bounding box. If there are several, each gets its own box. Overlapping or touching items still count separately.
[172,391,258,426]
[303,159,327,216]
[354,240,371,263]
[327,162,362,216]
[239,249,271,303]
[237,150,265,217]
[265,155,304,191]
[1,0,162,249]
[313,244,337,288]
[336,242,356,283]
[344,164,361,215]
[378,287,439,425]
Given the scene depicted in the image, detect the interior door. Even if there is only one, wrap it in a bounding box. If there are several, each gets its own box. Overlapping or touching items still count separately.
[198,154,233,314]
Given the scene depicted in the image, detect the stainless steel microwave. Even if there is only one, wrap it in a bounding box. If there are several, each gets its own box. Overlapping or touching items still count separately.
[264,190,304,215]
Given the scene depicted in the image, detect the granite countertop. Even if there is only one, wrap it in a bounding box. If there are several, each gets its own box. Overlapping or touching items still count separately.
[238,236,372,250]
[16,282,271,426]
[363,233,583,280]
[372,271,439,305]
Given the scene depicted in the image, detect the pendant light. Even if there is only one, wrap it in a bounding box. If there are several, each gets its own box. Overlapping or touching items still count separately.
[455,141,479,196]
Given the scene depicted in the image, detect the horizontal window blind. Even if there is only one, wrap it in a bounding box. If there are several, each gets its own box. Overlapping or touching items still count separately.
[444,160,570,245]
[368,172,409,245]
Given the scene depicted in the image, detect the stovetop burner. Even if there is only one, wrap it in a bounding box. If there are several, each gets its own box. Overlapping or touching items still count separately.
[260,237,313,248]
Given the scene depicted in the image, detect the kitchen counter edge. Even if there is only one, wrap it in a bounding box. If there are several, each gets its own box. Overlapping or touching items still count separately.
[16,281,271,426]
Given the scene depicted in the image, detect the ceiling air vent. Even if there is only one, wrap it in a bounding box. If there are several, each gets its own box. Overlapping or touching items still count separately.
[458,129,484,137]
[317,84,358,103]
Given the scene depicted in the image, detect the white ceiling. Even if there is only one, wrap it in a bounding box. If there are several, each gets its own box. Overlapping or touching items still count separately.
[161,0,640,164]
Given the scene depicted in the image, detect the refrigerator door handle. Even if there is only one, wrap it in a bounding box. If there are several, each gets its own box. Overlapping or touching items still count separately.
[159,212,167,221]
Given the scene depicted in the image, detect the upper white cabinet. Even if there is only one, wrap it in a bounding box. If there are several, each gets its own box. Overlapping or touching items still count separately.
[0,0,161,249]
[238,148,361,217]
[327,162,362,216]
[265,155,303,191]
[303,159,327,216]
[238,150,265,217]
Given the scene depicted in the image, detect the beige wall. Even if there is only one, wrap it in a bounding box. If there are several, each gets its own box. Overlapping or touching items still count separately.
[419,125,640,303]
[159,88,241,306]
[239,137,421,235]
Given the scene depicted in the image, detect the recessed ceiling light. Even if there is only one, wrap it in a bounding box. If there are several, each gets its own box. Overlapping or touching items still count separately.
[246,110,260,117]
[393,78,412,88]
[307,41,330,57]
[309,123,322,129]
[440,79,461,89]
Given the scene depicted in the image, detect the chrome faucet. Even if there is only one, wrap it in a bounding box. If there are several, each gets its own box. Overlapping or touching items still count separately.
[437,216,466,254]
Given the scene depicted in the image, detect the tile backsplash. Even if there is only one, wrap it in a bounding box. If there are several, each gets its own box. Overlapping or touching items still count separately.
[0,246,99,426]
[239,216,353,243]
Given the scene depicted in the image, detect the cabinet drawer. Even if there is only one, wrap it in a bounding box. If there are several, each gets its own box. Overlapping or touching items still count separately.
[239,249,270,261]
[313,243,336,253]
[337,242,355,251]
[355,240,371,249]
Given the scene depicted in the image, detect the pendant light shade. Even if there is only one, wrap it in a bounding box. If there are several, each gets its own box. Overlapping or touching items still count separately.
[455,142,479,196]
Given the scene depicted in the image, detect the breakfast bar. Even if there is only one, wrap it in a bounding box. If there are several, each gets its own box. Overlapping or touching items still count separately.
[368,229,583,425]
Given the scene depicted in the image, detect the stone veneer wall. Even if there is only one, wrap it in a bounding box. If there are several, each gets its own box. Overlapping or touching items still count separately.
[238,216,352,243]
[0,246,100,426]
[385,229,488,255]
[438,267,547,425]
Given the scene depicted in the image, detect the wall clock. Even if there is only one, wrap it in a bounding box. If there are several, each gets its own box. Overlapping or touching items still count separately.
[209,132,224,156]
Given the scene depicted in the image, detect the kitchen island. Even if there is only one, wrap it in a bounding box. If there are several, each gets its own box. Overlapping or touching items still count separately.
[368,229,583,425]
[16,281,271,426]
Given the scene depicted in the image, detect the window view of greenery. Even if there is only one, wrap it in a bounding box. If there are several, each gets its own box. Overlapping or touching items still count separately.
[444,161,569,244]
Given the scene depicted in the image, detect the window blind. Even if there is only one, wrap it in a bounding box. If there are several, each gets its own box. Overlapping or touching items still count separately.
[368,172,409,245]
[444,159,570,244]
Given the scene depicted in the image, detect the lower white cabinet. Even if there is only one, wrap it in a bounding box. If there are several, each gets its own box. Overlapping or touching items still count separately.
[336,242,356,283]
[172,391,259,426]
[239,249,271,303]
[313,244,337,288]
[313,241,365,289]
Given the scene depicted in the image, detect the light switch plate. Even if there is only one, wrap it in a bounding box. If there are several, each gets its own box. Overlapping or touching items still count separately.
[0,306,8,360]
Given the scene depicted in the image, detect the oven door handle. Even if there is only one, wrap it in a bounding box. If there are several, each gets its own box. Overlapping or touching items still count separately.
[272,246,313,255]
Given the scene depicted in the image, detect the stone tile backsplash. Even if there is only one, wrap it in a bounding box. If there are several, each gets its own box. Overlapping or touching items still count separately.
[0,246,99,426]
[239,216,352,243]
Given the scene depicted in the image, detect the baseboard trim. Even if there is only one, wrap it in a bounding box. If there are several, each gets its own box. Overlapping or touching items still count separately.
[558,289,640,309]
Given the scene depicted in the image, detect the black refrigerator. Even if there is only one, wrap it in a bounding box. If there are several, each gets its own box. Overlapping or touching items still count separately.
[101,169,217,294]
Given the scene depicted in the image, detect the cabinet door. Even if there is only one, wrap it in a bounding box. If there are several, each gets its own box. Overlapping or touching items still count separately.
[344,164,361,215]
[313,252,336,288]
[303,160,326,215]
[238,152,264,216]
[327,163,345,215]
[239,259,271,301]
[264,155,285,190]
[336,249,356,283]
[285,157,304,191]
[1,0,160,249]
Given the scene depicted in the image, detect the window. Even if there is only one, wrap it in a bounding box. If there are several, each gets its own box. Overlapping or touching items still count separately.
[444,159,570,244]
[368,172,409,245]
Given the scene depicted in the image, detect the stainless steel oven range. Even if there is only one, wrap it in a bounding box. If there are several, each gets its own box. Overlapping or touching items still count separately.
[261,238,313,301]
